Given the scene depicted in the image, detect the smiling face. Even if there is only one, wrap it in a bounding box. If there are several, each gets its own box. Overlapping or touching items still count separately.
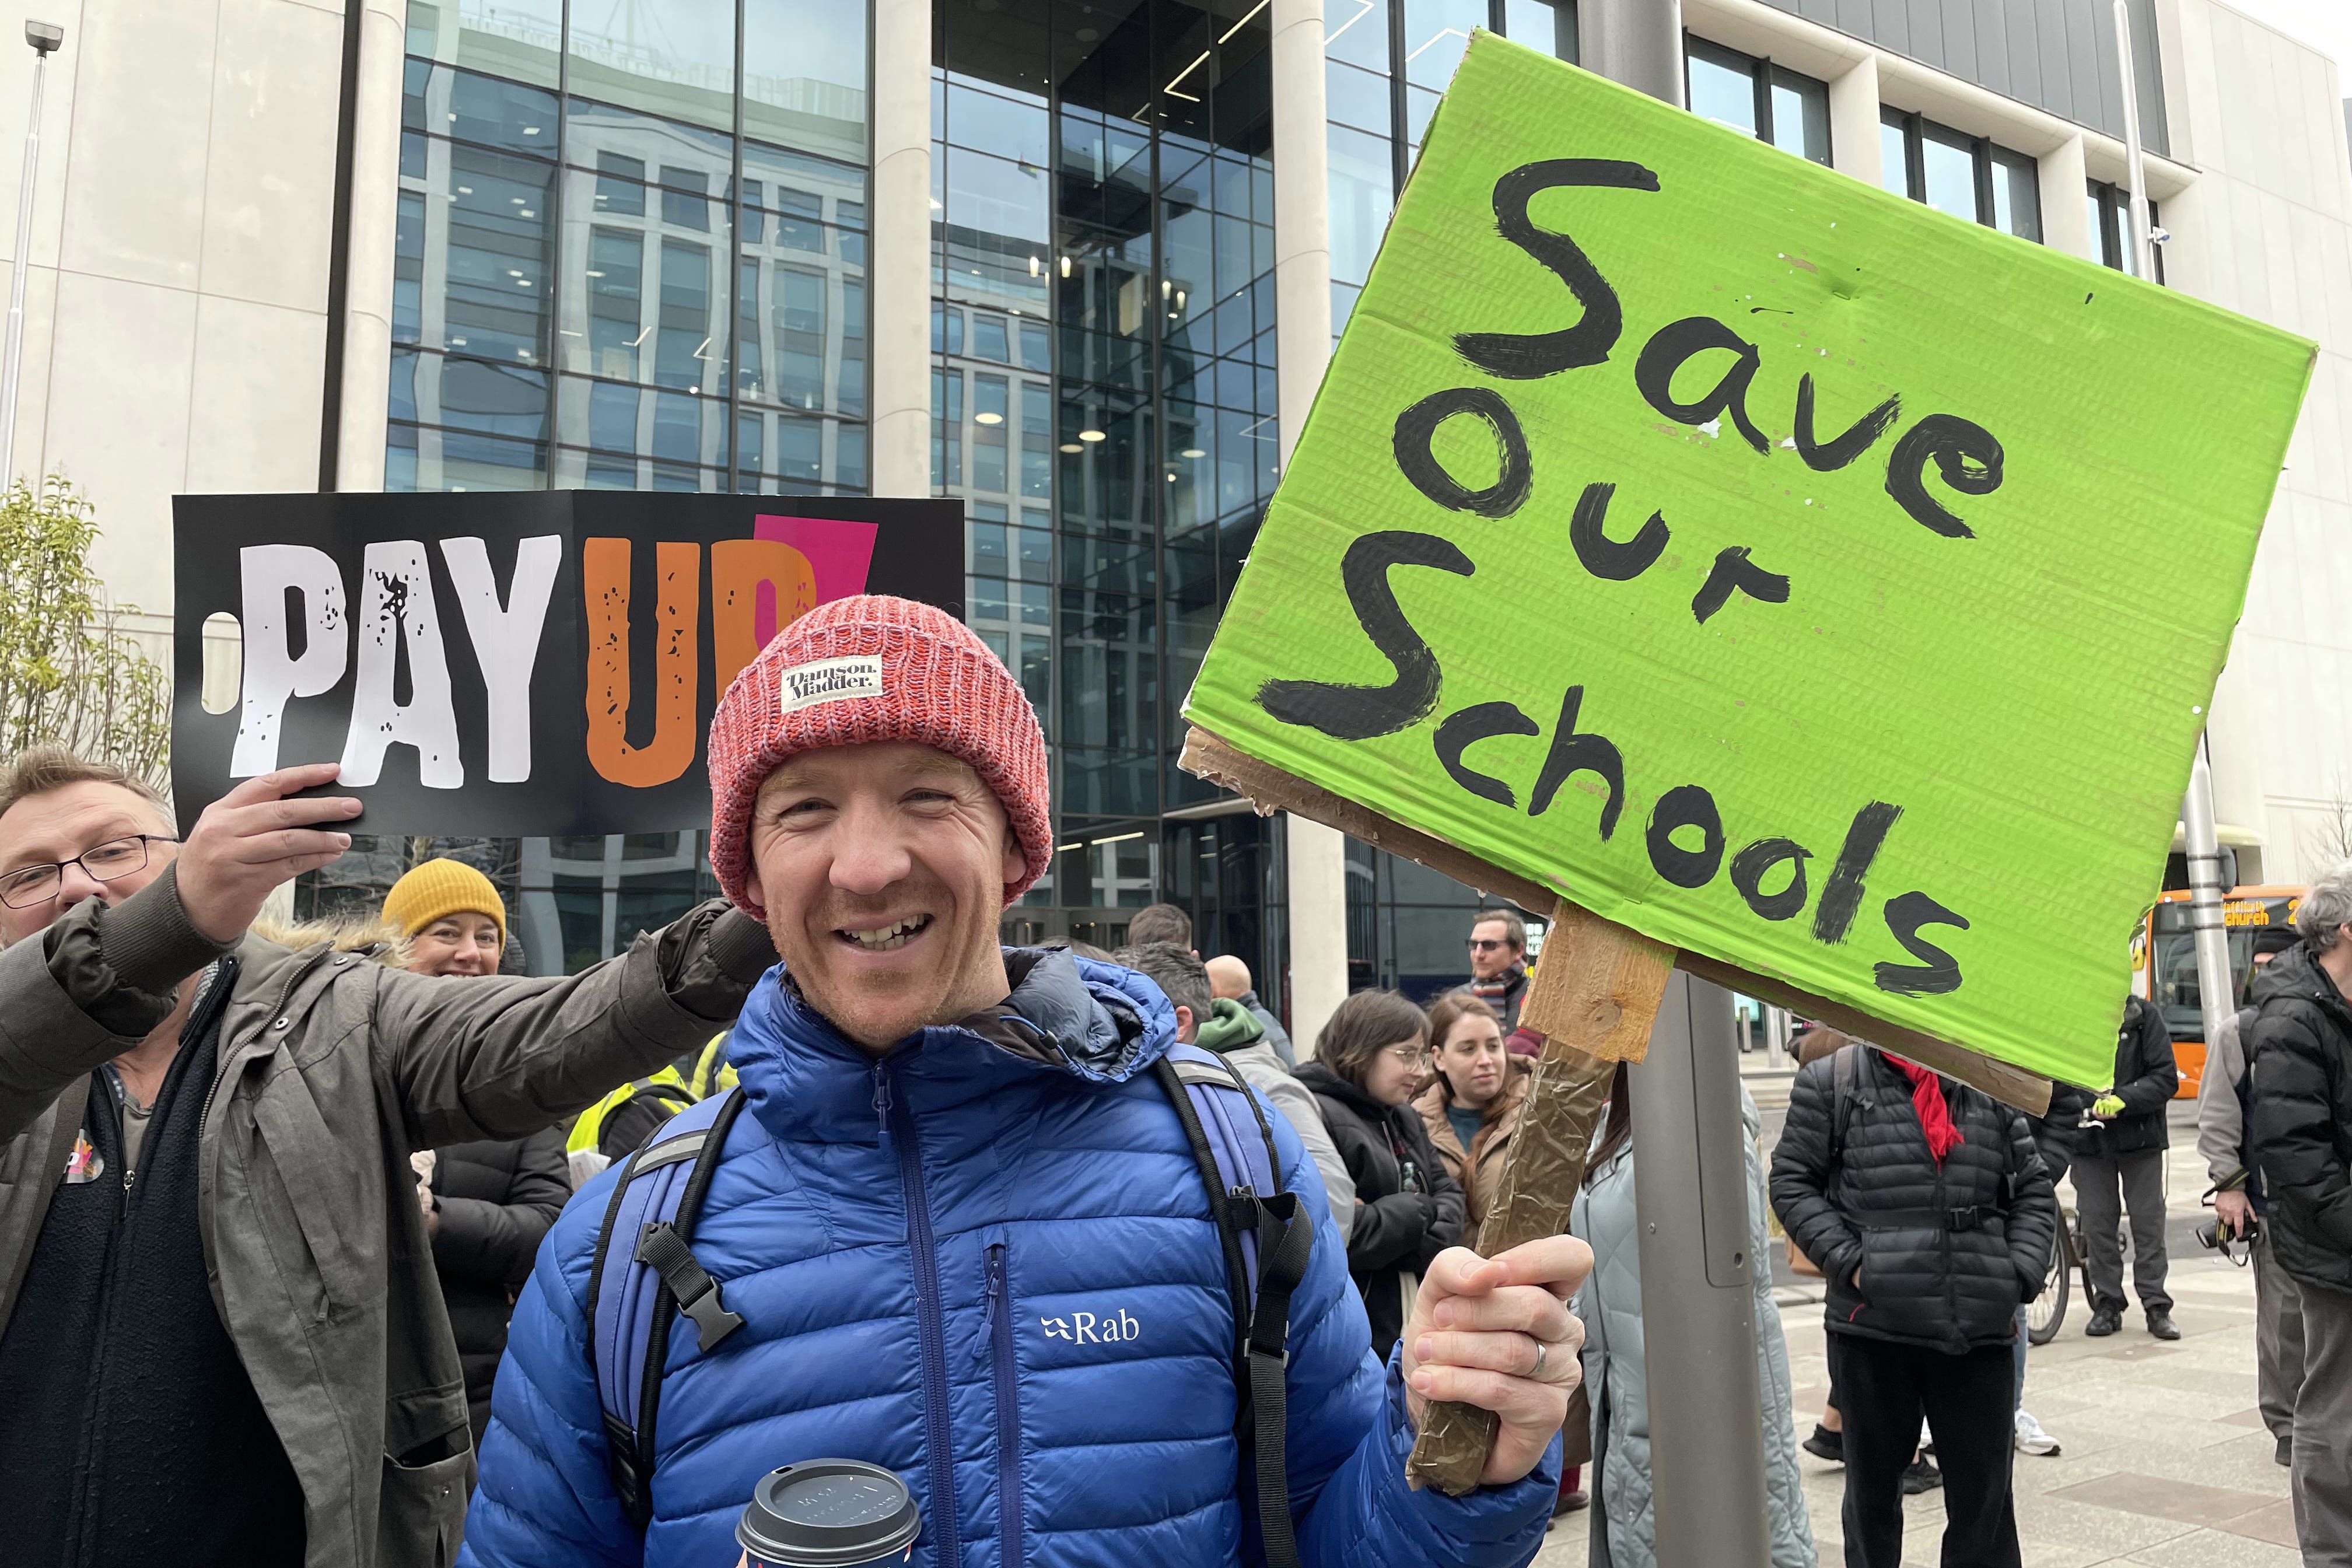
[743,741,1027,1052]
[1436,1009,1508,1110]
[409,912,503,977]
[0,781,177,947]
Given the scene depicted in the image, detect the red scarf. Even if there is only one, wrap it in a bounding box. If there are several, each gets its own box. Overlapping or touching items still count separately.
[1885,1054,1964,1165]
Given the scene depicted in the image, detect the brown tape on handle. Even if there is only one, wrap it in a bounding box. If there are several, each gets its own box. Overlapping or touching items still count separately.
[1404,905,1671,1495]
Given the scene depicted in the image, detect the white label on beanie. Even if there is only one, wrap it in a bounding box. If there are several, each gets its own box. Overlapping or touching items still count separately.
[778,654,886,713]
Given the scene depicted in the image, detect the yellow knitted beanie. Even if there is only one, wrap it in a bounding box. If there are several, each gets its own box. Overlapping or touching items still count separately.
[383,858,508,950]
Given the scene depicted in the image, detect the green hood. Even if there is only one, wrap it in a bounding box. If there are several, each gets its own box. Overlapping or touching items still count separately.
[1193,996,1266,1055]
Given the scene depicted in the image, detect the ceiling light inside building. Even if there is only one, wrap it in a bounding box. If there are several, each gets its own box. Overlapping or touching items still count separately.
[974,411,1003,425]
[1029,255,1041,276]
[1059,255,1072,278]
[1079,429,1105,442]
[1180,447,1205,457]
[1058,442,1083,453]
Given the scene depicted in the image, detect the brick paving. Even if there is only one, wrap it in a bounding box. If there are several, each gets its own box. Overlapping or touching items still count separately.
[1536,1102,2300,1567]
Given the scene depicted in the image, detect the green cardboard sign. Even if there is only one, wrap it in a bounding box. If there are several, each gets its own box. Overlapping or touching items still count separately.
[1182,33,2314,1088]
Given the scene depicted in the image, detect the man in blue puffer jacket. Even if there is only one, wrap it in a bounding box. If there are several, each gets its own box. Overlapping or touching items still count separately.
[460,596,1588,1568]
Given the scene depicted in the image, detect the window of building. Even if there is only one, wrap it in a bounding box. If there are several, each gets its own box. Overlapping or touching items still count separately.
[594,151,644,216]
[775,187,824,251]
[368,2,873,974]
[775,267,827,410]
[659,166,709,230]
[1685,37,1830,164]
[1325,1,1576,335]
[736,410,763,489]
[734,258,763,397]
[2087,180,2164,281]
[973,373,1009,493]
[1880,108,2041,242]
[654,239,711,390]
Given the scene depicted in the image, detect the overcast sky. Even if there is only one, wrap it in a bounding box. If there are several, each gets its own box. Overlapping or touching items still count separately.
[2223,0,2352,87]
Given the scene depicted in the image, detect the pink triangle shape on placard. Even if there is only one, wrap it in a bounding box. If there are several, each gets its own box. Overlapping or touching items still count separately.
[750,514,880,646]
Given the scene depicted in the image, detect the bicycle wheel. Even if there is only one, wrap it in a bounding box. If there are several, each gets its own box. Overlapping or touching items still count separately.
[2027,1234,2068,1345]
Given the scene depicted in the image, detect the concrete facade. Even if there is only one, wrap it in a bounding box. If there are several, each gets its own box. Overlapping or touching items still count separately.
[2154,0,2352,884]
[0,0,351,649]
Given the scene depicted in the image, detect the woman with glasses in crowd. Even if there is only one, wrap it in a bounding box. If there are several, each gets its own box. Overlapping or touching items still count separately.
[1297,990,1467,1362]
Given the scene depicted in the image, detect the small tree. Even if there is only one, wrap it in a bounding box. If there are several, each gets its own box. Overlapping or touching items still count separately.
[2302,775,2352,875]
[0,477,172,790]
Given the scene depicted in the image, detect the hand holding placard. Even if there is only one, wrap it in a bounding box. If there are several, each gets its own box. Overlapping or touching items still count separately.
[174,764,360,943]
[1184,27,2311,1493]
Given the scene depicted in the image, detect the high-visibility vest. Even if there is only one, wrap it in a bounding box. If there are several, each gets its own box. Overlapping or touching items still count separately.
[566,1034,738,1156]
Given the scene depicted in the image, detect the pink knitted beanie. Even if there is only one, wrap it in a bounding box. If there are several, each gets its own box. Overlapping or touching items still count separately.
[706,595,1051,916]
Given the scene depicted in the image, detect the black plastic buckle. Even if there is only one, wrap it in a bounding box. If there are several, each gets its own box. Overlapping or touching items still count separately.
[674,1276,745,1352]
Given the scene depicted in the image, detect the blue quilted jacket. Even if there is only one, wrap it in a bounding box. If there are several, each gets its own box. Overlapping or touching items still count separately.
[460,950,1558,1567]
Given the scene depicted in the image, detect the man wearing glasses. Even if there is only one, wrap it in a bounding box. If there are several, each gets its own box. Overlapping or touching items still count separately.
[0,748,776,1568]
[1467,908,1534,1033]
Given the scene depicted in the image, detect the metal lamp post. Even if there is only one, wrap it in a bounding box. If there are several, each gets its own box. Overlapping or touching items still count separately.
[1,19,65,494]
[1580,4,1776,1564]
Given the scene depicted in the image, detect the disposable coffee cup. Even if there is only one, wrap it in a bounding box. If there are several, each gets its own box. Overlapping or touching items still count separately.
[736,1459,921,1567]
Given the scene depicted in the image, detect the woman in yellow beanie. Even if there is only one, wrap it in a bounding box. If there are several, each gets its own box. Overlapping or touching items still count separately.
[384,857,508,978]
[380,856,566,1443]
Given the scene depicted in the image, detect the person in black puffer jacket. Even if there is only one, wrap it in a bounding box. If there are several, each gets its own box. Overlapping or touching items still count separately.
[381,858,577,1442]
[2249,863,2352,1562]
[1770,1044,2056,1568]
[1296,989,1468,1363]
[429,1130,570,1440]
[2071,993,2180,1340]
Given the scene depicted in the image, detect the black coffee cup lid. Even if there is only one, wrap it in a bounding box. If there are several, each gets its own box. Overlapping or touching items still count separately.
[737,1460,921,1567]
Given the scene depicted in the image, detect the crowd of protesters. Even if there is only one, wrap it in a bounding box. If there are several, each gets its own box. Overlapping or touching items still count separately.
[0,597,2347,1568]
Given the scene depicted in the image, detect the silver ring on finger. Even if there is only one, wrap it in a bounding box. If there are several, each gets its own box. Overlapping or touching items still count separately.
[1531,1337,1548,1381]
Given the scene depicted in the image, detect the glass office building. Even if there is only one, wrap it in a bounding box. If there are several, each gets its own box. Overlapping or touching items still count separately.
[332,0,2175,1017]
[309,0,874,967]
[331,0,1581,1000]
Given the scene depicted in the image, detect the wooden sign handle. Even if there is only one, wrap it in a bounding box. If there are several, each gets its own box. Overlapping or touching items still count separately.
[1403,903,1675,1495]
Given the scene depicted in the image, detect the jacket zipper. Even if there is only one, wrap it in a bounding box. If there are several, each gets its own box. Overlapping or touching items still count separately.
[985,1242,1025,1568]
[877,1058,963,1568]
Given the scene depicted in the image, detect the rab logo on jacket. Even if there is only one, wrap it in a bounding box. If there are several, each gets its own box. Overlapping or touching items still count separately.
[1040,1308,1142,1345]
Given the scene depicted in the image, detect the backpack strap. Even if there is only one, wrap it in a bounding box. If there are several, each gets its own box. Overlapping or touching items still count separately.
[1829,1042,1861,1161]
[584,1084,749,1529]
[1154,1041,1310,1568]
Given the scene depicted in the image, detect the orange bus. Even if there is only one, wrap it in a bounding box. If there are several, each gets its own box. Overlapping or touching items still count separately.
[2132,886,2301,1100]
